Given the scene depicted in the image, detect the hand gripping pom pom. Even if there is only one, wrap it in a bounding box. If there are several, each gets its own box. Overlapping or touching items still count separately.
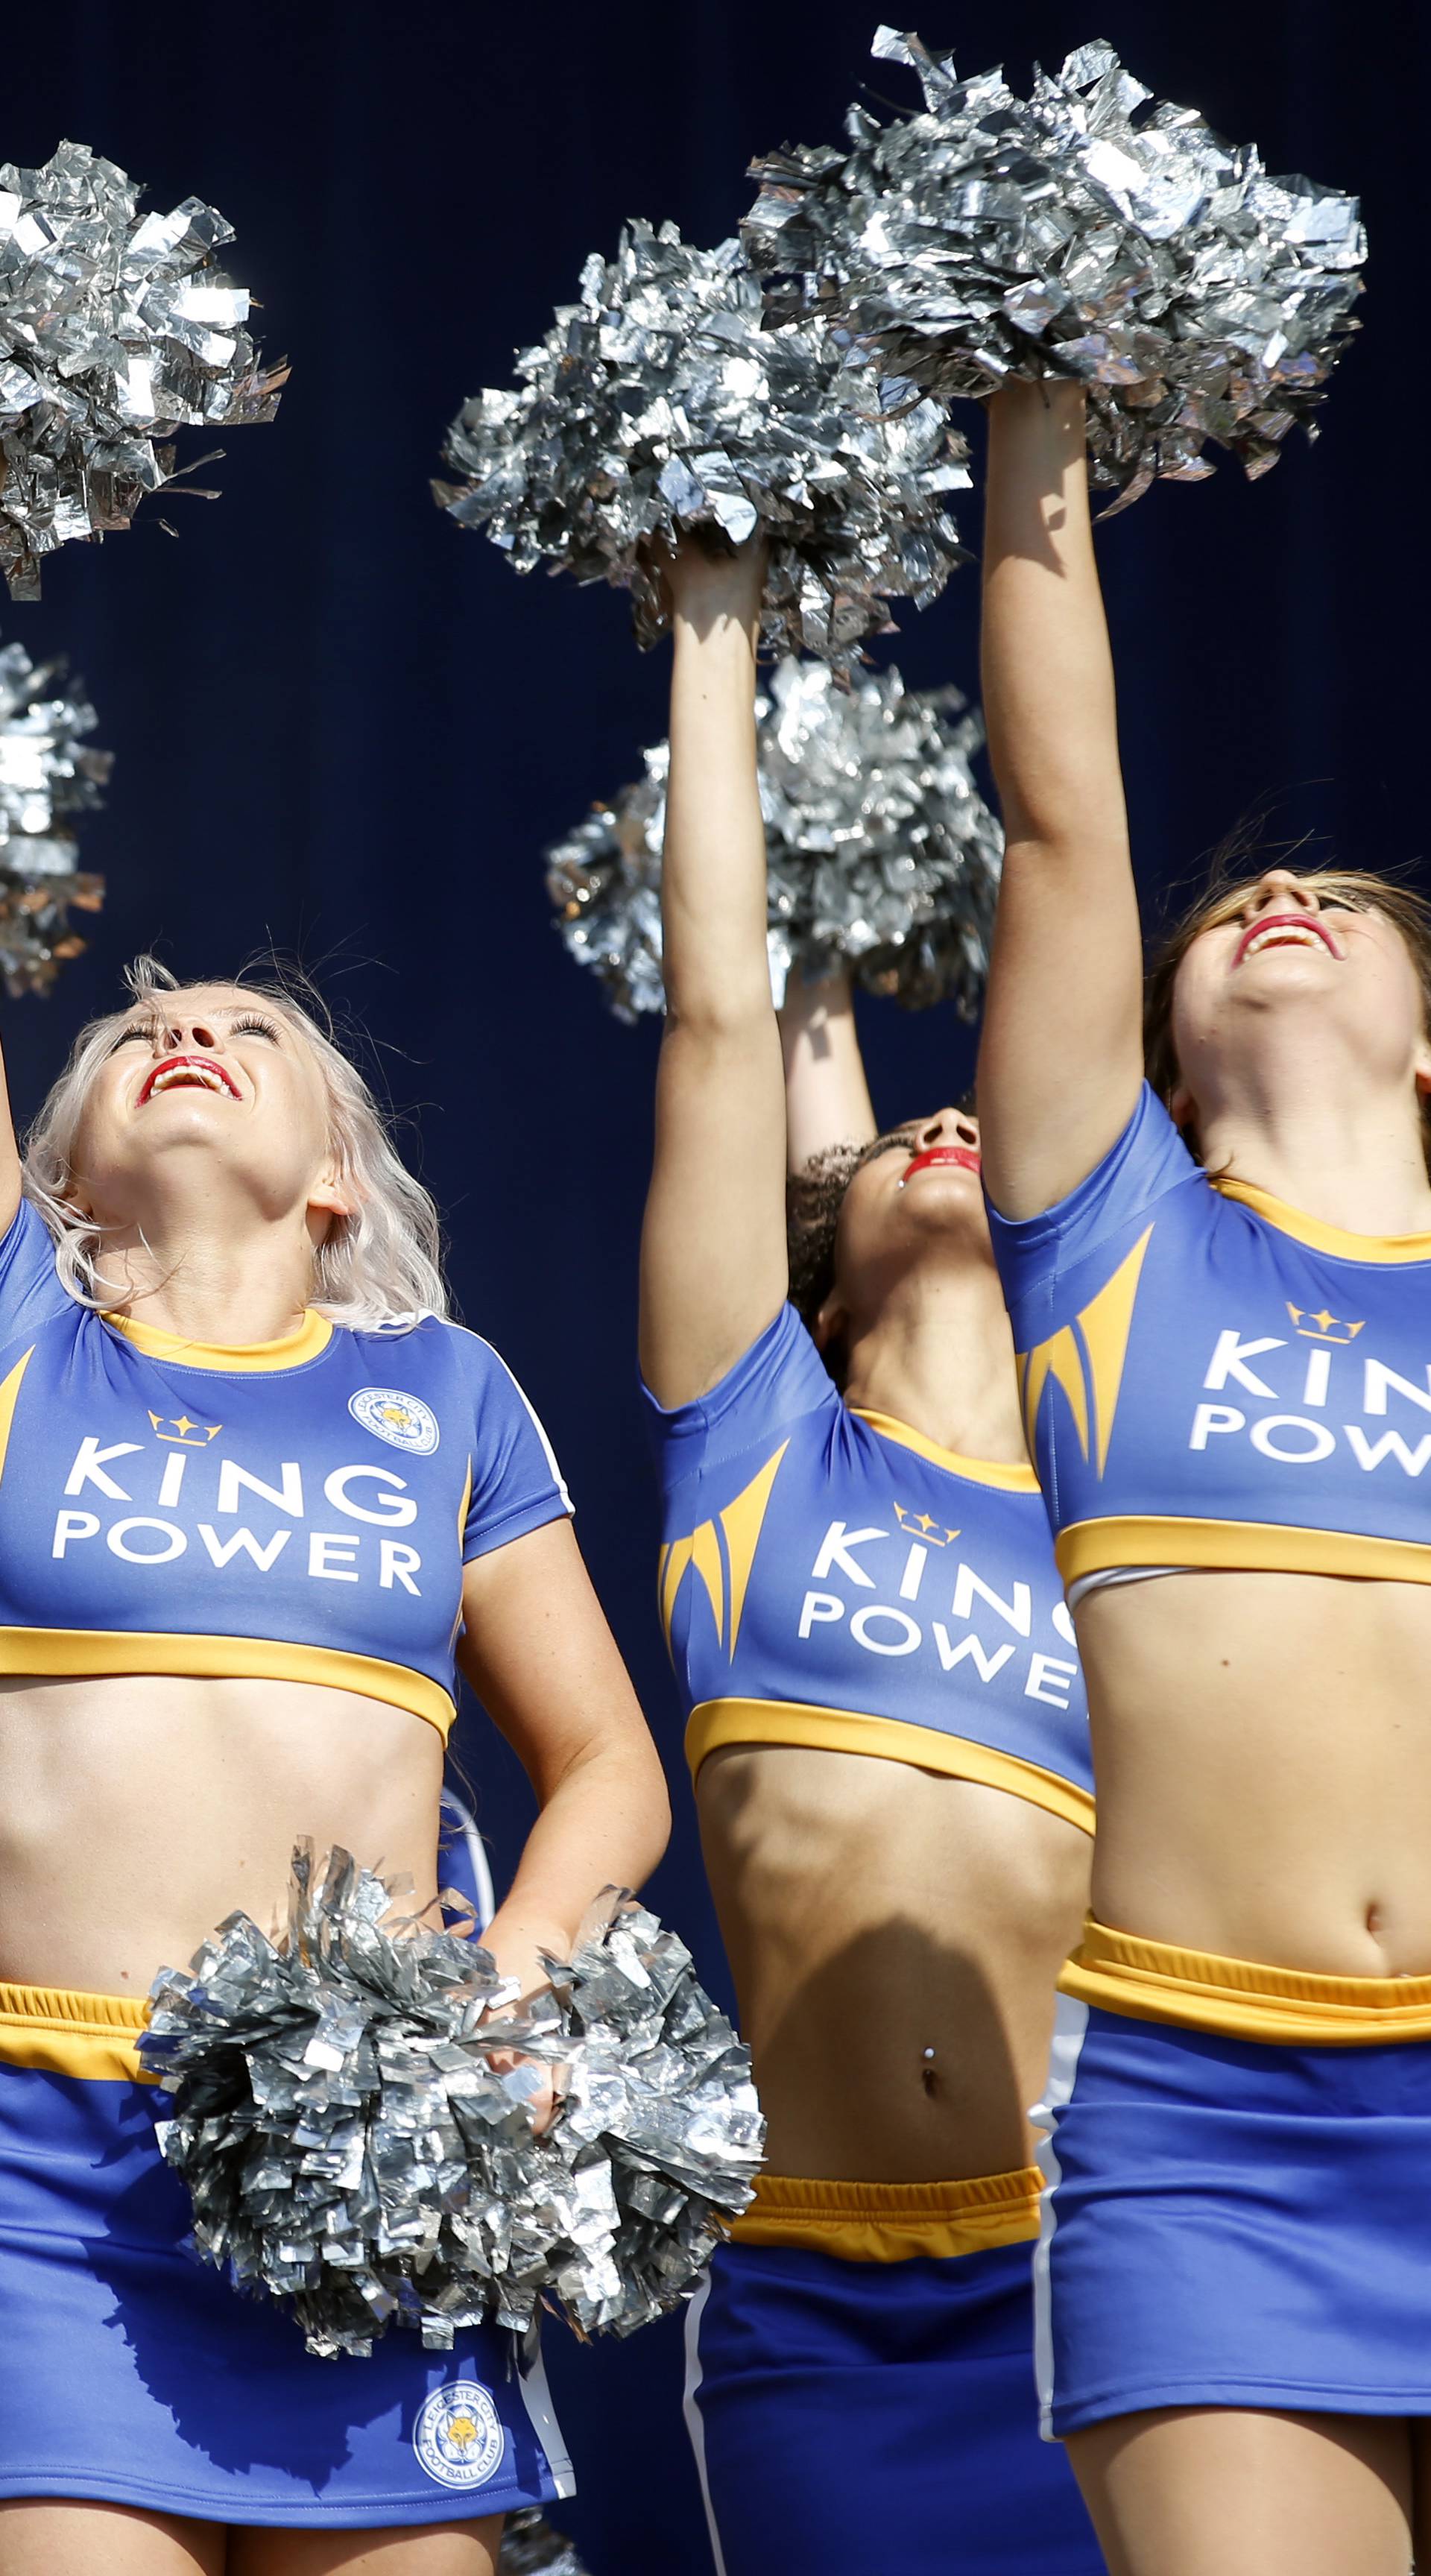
[0,635,109,993]
[139,1846,765,2358]
[433,219,970,671]
[546,657,1002,1019]
[0,140,288,596]
[743,32,1365,508]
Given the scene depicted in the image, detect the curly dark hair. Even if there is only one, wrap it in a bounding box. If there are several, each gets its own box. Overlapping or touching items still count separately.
[786,1090,977,1386]
[786,1141,865,1385]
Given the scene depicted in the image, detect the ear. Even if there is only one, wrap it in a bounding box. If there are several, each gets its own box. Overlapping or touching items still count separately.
[1414,1032,1431,1098]
[812,1289,847,1354]
[1168,1081,1195,1135]
[308,1157,357,1224]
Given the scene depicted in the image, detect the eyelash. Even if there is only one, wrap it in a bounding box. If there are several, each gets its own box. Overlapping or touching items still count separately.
[110,1012,280,1052]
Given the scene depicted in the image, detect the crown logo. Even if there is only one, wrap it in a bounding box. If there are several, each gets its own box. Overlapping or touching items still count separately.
[1285,1303,1364,1345]
[894,1499,961,1546]
[148,1409,223,1448]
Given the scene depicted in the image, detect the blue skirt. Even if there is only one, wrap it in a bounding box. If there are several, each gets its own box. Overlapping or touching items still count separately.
[0,1998,573,2526]
[686,2227,1105,2572]
[1039,1999,1431,2437]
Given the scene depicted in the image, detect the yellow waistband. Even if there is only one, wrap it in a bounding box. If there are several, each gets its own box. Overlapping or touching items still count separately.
[0,1628,455,1742]
[729,2165,1043,2261]
[686,1699,1094,1837]
[0,1980,153,2083]
[1055,1516,1431,1589]
[1061,1916,1431,2045]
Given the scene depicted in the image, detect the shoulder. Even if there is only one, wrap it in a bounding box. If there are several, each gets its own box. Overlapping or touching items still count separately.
[642,1301,838,1489]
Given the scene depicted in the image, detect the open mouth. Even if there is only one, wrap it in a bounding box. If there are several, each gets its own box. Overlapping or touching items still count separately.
[902,1146,980,1184]
[1233,915,1342,969]
[137,1055,241,1105]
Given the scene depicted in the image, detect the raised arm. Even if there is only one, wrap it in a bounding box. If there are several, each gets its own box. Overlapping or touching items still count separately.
[976,380,1144,1218]
[779,965,877,1175]
[638,539,789,1407]
[0,1036,19,1232]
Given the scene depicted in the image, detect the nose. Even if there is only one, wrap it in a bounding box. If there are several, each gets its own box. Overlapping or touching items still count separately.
[917,1106,979,1149]
[153,1018,224,1055]
[1244,870,1318,922]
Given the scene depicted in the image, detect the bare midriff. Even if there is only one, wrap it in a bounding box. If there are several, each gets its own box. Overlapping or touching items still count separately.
[696,1741,1090,2182]
[1077,1569,1431,1974]
[0,1673,445,1995]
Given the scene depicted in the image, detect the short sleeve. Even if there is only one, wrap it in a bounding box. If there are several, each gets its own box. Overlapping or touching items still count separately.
[642,1301,838,1507]
[455,1333,574,1562]
[0,1196,71,1348]
[985,1085,1199,1317]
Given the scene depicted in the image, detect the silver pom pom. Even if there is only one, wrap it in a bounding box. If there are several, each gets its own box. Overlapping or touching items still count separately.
[500,2509,593,2575]
[546,657,1002,1019]
[434,218,969,671]
[140,1846,763,2359]
[0,140,288,597]
[744,32,1365,508]
[0,634,110,993]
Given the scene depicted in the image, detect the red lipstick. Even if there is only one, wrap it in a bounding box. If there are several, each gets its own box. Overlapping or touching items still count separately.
[1232,914,1341,970]
[137,1054,241,1105]
[902,1146,980,1183]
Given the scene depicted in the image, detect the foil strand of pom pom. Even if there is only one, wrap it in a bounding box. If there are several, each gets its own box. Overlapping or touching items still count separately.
[141,1845,762,2358]
[546,657,1001,1017]
[0,140,286,596]
[0,634,109,992]
[500,2510,592,2576]
[434,219,970,672]
[743,32,1365,502]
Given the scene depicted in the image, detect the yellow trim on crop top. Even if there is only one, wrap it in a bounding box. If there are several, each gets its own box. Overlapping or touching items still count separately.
[1057,1515,1431,1588]
[849,1410,1041,1491]
[1061,1916,1431,2044]
[730,2165,1043,2261]
[0,1981,151,2083]
[1213,1178,1431,1264]
[686,1696,1095,1835]
[0,1627,457,1738]
[101,1309,335,1370]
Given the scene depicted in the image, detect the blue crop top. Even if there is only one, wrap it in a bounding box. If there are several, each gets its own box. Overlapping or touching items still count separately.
[0,1196,572,1737]
[642,1302,1094,1834]
[989,1084,1431,1591]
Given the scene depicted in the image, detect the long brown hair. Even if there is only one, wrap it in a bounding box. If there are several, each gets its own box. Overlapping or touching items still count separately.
[1144,865,1431,1169]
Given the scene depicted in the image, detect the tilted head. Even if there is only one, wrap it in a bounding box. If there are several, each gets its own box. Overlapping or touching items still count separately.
[1145,866,1431,1168]
[788,1102,988,1385]
[23,958,447,1327]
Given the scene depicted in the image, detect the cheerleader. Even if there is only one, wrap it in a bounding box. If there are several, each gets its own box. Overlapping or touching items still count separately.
[642,535,1105,2573]
[979,376,1431,2574]
[0,961,669,2572]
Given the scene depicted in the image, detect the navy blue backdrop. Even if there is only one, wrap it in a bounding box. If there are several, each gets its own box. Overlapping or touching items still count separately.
[1,3,1423,2565]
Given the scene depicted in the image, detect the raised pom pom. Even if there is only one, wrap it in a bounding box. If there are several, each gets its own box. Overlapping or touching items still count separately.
[435,219,969,672]
[546,657,1001,1019]
[0,140,287,596]
[745,34,1365,509]
[0,634,109,993]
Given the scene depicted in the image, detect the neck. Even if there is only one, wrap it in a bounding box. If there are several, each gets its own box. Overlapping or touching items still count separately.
[95,1208,315,1348]
[1200,1071,1431,1238]
[840,1255,1029,1465]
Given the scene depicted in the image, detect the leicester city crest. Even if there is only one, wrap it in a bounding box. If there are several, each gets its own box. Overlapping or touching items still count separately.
[412,2379,506,2490]
[348,1386,440,1454]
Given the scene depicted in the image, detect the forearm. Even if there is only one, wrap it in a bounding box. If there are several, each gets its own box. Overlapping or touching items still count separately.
[780,965,876,1171]
[482,1740,672,1995]
[662,549,770,1029]
[981,382,1126,856]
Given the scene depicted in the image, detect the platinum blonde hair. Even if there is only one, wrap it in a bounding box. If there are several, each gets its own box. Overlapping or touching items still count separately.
[22,957,449,1329]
